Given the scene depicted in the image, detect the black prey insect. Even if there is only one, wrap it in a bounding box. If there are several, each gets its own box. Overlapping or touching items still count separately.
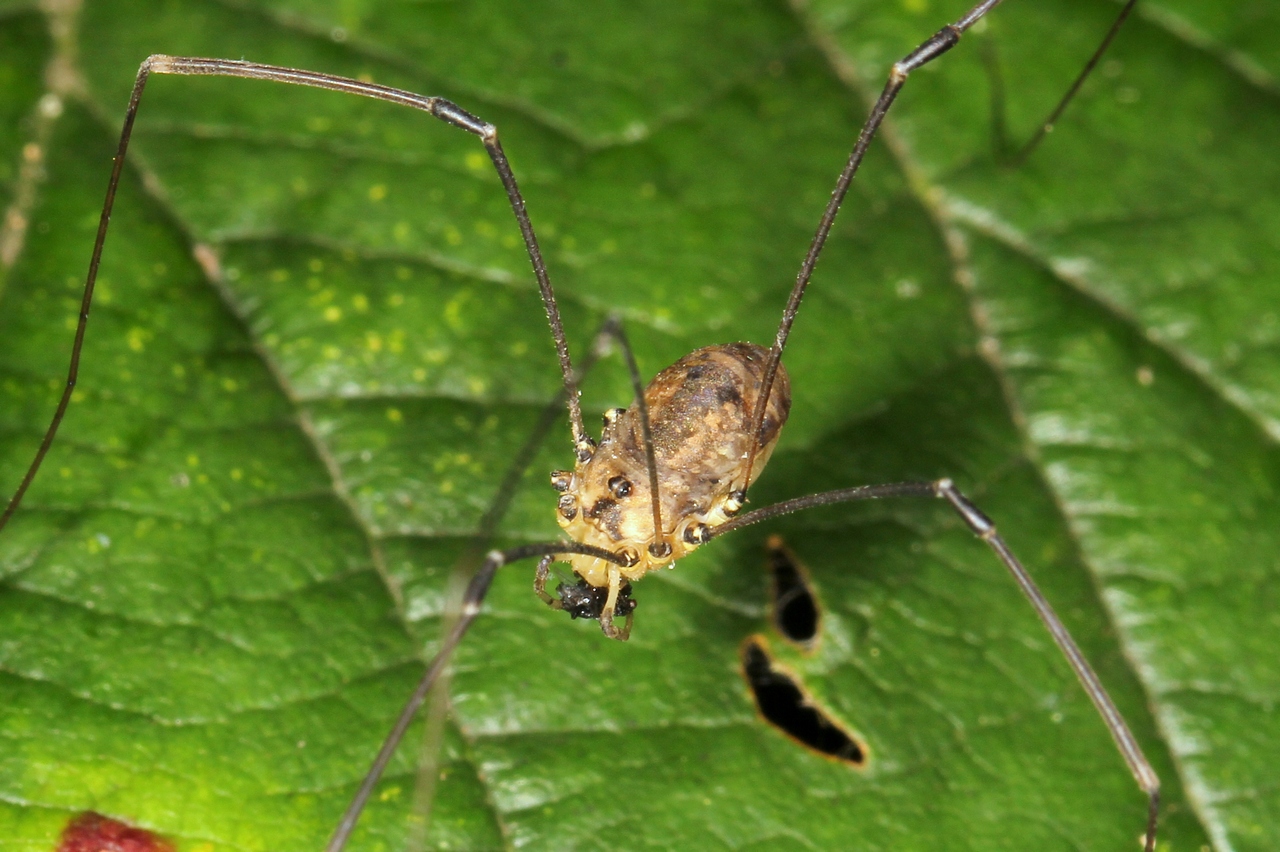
[0,0,1160,849]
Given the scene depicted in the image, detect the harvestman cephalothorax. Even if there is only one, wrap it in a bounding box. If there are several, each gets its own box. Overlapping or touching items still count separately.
[0,0,1164,848]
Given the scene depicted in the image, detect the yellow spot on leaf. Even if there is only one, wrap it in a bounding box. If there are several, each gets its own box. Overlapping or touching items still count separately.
[444,295,466,329]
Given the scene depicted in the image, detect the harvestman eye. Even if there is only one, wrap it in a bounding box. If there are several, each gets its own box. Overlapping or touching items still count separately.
[0,0,1164,849]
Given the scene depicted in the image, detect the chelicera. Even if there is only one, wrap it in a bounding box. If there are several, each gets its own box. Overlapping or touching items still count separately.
[0,1,1163,850]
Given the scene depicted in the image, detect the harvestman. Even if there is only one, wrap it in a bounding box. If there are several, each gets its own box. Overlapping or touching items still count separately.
[0,0,1161,848]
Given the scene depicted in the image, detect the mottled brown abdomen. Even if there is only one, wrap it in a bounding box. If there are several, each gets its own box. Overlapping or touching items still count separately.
[553,342,791,586]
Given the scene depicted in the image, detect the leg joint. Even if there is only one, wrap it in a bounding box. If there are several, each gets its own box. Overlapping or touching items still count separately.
[899,24,962,74]
[934,478,996,537]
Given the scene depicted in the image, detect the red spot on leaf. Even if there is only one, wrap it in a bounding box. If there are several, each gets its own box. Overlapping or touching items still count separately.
[56,813,174,852]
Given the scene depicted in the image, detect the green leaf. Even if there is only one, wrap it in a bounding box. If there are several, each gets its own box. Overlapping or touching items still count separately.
[1,0,1275,849]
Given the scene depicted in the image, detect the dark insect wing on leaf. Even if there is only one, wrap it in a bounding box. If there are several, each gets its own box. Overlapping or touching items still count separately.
[0,0,1276,848]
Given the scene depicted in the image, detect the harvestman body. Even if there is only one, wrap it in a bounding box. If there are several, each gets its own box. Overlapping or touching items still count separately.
[0,0,1162,849]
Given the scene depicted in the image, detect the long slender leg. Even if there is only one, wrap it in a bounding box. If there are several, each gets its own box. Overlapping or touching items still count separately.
[548,317,668,557]
[537,316,669,620]
[325,540,631,852]
[0,53,592,536]
[712,479,1160,852]
[471,312,626,574]
[1010,0,1139,164]
[408,312,629,849]
[607,323,670,559]
[559,315,668,556]
[534,315,668,611]
[984,0,1139,164]
[739,0,1139,496]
